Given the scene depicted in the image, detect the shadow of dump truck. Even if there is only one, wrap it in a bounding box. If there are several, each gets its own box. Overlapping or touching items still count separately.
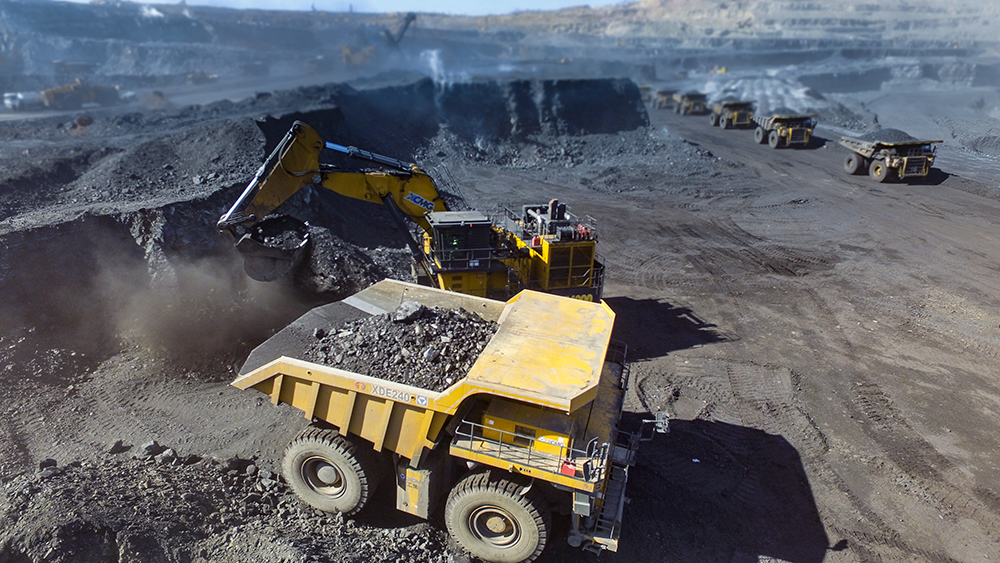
[606,416,831,563]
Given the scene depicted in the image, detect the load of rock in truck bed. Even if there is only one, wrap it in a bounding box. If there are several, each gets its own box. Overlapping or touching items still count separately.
[304,302,498,392]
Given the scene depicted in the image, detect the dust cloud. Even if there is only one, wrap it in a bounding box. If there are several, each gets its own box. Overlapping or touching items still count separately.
[97,248,314,371]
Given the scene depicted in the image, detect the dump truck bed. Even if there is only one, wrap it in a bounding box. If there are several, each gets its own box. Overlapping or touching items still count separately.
[839,136,942,157]
[752,114,815,128]
[232,280,617,467]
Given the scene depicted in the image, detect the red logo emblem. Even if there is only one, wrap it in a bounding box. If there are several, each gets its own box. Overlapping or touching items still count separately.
[354,381,365,391]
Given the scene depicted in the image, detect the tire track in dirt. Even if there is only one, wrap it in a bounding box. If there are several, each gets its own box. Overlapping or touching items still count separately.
[653,106,1000,562]
[637,353,976,563]
[847,381,1000,528]
[794,287,1000,561]
[612,211,837,296]
[635,277,993,561]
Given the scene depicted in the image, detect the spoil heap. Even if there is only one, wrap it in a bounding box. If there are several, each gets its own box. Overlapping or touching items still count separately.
[306,302,498,392]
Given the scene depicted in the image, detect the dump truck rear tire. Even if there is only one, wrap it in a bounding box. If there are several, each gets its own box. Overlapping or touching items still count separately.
[755,127,767,144]
[768,130,784,149]
[709,113,719,126]
[283,426,380,516]
[674,103,681,114]
[868,159,892,183]
[844,153,865,174]
[446,469,551,563]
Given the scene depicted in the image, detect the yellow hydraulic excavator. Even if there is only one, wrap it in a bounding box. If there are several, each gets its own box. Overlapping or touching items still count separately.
[218,121,603,301]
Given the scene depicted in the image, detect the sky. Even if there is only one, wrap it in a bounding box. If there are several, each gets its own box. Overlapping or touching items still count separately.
[64,0,626,16]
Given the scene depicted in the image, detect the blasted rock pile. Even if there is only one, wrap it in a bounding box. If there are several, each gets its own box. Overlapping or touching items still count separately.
[306,302,498,392]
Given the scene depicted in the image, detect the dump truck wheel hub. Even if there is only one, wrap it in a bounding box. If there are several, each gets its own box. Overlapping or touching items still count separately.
[471,506,520,546]
[315,462,342,486]
[303,456,346,496]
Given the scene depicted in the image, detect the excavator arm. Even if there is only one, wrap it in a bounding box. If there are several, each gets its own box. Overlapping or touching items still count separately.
[218,120,448,281]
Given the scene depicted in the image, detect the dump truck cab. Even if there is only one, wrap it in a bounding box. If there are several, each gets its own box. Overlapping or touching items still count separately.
[232,280,657,563]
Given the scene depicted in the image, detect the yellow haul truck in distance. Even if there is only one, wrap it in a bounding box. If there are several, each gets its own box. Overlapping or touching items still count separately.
[708,99,755,129]
[672,91,707,115]
[752,113,817,149]
[233,279,664,563]
[652,88,677,110]
[839,135,942,182]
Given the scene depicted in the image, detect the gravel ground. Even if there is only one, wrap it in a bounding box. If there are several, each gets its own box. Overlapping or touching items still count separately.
[0,448,456,563]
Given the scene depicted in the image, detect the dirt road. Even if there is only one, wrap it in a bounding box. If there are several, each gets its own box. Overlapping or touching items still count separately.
[594,108,1000,562]
[411,105,1000,562]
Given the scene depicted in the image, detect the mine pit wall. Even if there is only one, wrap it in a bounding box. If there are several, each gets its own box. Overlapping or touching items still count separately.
[258,77,648,156]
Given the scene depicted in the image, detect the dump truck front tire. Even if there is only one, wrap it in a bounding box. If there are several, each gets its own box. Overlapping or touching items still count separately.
[844,153,866,175]
[755,127,767,144]
[768,130,784,149]
[868,159,892,183]
[720,115,730,129]
[283,426,380,516]
[446,470,551,563]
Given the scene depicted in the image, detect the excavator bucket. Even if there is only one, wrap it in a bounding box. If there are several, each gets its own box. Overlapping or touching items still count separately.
[235,215,310,282]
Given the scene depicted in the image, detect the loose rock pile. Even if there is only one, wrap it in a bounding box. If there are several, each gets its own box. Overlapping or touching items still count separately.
[305,302,498,392]
[0,445,453,563]
[858,128,919,143]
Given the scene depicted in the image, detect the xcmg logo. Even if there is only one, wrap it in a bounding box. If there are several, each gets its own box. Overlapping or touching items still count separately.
[405,192,435,211]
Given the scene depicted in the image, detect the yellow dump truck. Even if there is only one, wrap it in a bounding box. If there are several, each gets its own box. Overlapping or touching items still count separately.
[233,279,661,563]
[672,91,707,115]
[708,99,754,129]
[752,113,816,149]
[652,88,677,110]
[839,135,942,182]
[4,78,121,111]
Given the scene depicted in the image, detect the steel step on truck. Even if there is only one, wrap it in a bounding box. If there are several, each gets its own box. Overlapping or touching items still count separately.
[232,279,665,563]
[839,136,942,182]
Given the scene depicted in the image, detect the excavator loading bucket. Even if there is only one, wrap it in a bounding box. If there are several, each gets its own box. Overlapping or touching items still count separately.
[235,215,310,282]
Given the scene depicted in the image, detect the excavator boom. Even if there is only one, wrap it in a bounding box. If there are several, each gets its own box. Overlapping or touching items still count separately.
[218,121,447,281]
[219,121,445,234]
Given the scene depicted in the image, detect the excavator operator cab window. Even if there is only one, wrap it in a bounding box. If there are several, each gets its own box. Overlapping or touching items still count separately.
[427,211,494,271]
